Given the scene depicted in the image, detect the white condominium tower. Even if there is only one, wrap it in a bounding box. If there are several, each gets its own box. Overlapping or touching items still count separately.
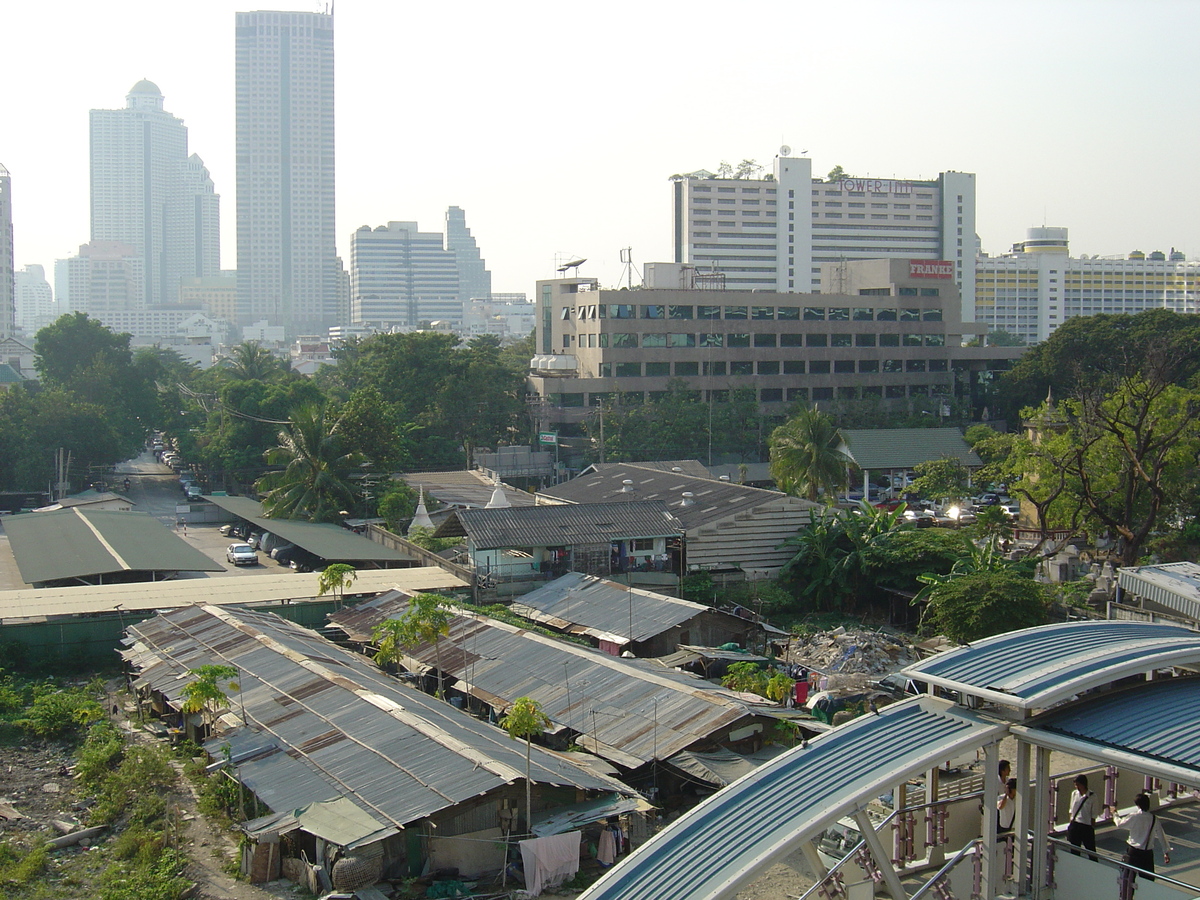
[235,9,337,334]
[446,206,492,309]
[670,154,977,320]
[89,81,219,307]
[976,227,1199,344]
[350,221,461,328]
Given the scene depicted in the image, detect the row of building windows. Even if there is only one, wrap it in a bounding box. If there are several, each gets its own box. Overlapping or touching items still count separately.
[569,332,948,349]
[551,382,952,407]
[595,357,950,377]
[563,304,944,322]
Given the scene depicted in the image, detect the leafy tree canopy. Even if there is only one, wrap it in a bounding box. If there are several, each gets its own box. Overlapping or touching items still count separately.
[919,571,1050,644]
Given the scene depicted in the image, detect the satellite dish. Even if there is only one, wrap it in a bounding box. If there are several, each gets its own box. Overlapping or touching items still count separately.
[779,145,792,157]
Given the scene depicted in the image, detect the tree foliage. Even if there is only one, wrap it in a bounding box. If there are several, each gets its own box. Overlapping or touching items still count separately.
[769,407,845,501]
[372,594,455,697]
[257,404,364,522]
[317,564,357,608]
[909,457,970,503]
[500,696,552,833]
[919,571,1050,644]
[180,665,240,726]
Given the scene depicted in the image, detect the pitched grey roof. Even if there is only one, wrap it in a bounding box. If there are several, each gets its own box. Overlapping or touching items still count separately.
[4,509,222,585]
[538,464,817,530]
[122,605,629,830]
[585,460,712,478]
[327,591,762,768]
[512,572,711,644]
[433,500,683,549]
[203,495,412,563]
[578,696,1006,900]
[838,427,982,470]
[398,470,536,510]
[902,621,1200,710]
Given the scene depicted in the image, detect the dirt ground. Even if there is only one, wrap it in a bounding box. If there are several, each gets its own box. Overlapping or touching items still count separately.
[0,699,304,900]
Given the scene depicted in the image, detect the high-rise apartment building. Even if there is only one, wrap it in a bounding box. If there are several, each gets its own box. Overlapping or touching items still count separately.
[14,264,55,334]
[975,227,1200,344]
[89,80,220,307]
[669,154,977,320]
[446,206,492,308]
[0,165,13,337]
[235,9,337,335]
[349,222,461,328]
[62,242,145,315]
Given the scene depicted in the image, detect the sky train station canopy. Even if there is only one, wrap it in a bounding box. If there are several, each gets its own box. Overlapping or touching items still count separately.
[578,621,1200,900]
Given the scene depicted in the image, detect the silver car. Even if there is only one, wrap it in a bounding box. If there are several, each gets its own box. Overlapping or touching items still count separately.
[226,543,257,566]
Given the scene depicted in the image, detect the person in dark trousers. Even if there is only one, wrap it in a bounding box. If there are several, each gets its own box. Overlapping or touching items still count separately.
[1067,774,1098,855]
[1111,793,1171,880]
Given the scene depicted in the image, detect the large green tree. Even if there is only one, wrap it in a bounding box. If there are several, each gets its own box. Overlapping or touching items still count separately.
[257,404,364,522]
[372,594,454,698]
[769,407,846,501]
[919,571,1050,644]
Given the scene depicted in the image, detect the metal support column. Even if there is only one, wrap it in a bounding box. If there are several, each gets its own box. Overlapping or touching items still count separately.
[982,741,1000,899]
[1031,746,1052,900]
[854,809,907,900]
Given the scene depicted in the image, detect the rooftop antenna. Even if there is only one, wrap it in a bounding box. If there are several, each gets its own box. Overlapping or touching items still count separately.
[619,247,640,290]
[555,253,587,277]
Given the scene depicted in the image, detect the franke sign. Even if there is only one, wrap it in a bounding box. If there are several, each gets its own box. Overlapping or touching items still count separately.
[840,178,913,194]
[910,260,954,279]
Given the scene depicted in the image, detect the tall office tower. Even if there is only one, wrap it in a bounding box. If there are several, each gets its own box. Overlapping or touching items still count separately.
[349,222,461,328]
[235,10,337,335]
[166,154,221,302]
[0,165,13,337]
[669,154,978,321]
[89,80,220,307]
[14,264,55,334]
[445,206,491,310]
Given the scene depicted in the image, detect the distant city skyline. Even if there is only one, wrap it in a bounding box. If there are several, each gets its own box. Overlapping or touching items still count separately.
[3,1,1198,300]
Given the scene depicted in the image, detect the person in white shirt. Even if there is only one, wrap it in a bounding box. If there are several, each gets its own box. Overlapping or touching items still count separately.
[1067,774,1097,854]
[997,778,1017,834]
[1109,793,1172,880]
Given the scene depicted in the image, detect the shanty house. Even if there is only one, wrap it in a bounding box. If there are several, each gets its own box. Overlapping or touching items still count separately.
[326,591,779,781]
[536,463,819,578]
[431,500,685,596]
[121,605,638,889]
[511,572,760,657]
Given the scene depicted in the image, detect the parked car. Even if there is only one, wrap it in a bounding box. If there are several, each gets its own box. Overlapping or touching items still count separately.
[185,485,203,501]
[226,543,258,566]
[246,531,264,549]
[273,545,320,572]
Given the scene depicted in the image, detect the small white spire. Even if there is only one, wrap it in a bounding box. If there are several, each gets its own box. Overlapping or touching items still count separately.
[408,485,434,533]
[486,483,511,509]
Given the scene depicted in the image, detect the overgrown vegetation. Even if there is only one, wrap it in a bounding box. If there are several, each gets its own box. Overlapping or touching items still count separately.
[0,679,192,900]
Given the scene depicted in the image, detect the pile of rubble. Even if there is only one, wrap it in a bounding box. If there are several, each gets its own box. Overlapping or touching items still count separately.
[785,627,920,693]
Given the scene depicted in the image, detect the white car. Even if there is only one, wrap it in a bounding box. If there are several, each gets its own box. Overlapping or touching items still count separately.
[226,543,257,566]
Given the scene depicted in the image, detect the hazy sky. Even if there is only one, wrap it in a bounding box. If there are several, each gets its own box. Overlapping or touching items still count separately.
[5,0,1198,295]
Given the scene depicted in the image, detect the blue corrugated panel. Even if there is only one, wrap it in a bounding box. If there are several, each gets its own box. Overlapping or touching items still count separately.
[903,621,1200,708]
[579,697,1005,900]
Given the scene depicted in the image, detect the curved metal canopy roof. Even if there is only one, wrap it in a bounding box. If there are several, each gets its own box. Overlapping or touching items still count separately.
[1013,676,1200,786]
[902,621,1200,710]
[577,695,1005,900]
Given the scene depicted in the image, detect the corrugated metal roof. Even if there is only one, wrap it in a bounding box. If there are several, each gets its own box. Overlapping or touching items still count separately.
[202,495,413,563]
[538,465,817,531]
[577,696,1006,900]
[586,460,712,478]
[902,621,1200,709]
[4,509,222,584]
[123,605,630,831]
[433,501,683,550]
[838,427,982,471]
[327,592,763,767]
[0,567,465,623]
[1117,562,1200,619]
[1013,677,1200,786]
[511,573,711,644]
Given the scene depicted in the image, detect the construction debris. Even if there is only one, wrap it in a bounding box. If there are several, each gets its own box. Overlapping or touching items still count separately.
[784,628,920,694]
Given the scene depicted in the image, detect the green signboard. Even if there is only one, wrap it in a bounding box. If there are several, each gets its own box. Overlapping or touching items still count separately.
[538,432,558,446]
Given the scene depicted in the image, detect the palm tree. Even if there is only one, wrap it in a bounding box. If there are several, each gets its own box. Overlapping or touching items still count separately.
[317,563,357,609]
[769,407,847,501]
[371,593,454,698]
[257,404,363,522]
[500,697,552,835]
[227,341,282,381]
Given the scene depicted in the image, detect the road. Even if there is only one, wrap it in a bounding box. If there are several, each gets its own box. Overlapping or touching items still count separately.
[114,450,187,525]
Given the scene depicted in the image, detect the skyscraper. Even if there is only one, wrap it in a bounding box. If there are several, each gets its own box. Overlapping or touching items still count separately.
[350,222,461,328]
[89,80,220,307]
[446,206,492,310]
[235,10,337,335]
[0,165,13,337]
[14,264,55,334]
